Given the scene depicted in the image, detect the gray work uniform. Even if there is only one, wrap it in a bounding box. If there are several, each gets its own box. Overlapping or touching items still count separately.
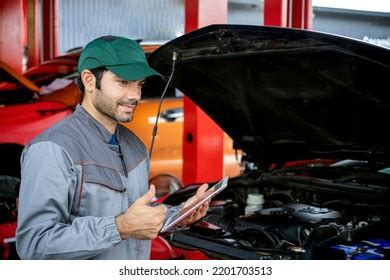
[16,105,178,259]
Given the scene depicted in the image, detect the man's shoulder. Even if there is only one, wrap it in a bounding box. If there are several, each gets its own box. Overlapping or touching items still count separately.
[27,113,81,149]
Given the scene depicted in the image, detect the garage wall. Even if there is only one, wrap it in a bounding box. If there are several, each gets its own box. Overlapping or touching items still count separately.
[58,0,184,54]
[313,7,390,41]
[0,0,24,72]
[58,0,390,56]
[57,0,265,55]
[228,2,263,25]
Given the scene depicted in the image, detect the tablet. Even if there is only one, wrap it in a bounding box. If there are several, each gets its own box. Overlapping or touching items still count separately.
[159,176,229,234]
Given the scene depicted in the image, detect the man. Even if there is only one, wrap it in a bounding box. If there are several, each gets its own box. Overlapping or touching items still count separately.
[16,36,209,259]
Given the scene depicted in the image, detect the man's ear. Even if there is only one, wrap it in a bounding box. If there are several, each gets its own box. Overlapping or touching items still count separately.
[80,70,96,93]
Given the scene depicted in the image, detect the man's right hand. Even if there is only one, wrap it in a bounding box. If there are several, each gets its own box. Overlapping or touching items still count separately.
[115,185,167,240]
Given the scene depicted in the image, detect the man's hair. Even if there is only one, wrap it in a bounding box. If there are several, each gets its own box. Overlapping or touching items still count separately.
[77,67,108,96]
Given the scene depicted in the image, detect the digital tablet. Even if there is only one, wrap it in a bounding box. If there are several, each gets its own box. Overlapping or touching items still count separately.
[159,176,229,234]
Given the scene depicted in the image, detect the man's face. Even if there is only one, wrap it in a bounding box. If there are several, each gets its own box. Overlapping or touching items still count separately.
[92,71,144,123]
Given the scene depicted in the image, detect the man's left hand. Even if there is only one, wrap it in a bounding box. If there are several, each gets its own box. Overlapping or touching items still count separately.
[177,183,210,227]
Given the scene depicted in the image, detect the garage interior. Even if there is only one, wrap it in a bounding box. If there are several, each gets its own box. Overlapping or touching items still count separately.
[1,0,390,262]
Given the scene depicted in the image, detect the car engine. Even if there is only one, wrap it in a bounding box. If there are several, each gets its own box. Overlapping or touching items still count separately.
[168,179,390,260]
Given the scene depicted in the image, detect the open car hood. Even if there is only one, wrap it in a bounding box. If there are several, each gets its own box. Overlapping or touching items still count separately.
[148,25,390,164]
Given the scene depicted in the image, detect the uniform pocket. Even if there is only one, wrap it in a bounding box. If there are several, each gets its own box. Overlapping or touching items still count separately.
[83,164,126,192]
[79,164,127,216]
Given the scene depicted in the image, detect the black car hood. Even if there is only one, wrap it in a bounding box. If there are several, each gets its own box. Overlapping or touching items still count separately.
[148,25,390,164]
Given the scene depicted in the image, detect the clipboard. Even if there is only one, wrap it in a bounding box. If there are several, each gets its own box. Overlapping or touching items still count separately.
[159,176,229,234]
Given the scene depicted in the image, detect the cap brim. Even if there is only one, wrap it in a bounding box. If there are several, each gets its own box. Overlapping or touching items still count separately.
[106,63,163,81]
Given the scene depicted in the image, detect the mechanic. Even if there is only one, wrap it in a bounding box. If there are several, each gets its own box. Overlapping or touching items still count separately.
[16,36,209,259]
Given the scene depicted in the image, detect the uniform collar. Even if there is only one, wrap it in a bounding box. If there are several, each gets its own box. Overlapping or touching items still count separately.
[75,104,122,144]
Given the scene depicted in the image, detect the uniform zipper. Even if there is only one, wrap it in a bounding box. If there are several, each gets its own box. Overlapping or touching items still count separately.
[117,144,128,177]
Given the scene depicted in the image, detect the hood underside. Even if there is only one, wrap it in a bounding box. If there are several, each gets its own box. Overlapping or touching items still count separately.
[148,25,390,163]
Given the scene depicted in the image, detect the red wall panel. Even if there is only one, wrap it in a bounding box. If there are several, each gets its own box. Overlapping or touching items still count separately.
[0,0,24,73]
[182,0,227,185]
[264,0,312,29]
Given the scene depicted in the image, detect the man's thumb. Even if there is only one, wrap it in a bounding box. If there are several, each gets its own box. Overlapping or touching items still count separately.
[137,184,156,204]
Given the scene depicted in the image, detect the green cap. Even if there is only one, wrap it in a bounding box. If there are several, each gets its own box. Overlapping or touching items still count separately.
[77,35,162,80]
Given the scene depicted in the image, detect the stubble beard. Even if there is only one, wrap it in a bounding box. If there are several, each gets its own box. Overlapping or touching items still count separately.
[94,90,134,123]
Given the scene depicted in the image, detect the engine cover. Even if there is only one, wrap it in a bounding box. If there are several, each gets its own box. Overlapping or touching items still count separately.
[235,203,343,247]
[259,203,343,224]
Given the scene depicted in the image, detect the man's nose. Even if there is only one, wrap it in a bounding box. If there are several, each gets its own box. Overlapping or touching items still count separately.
[126,83,142,101]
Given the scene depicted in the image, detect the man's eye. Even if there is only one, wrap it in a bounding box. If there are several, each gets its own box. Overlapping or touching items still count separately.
[119,80,128,86]
[138,81,146,88]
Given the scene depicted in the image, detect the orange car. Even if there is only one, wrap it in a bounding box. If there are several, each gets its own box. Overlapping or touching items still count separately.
[0,44,242,197]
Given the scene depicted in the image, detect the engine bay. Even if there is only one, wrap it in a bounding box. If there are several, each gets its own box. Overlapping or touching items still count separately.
[167,176,390,260]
